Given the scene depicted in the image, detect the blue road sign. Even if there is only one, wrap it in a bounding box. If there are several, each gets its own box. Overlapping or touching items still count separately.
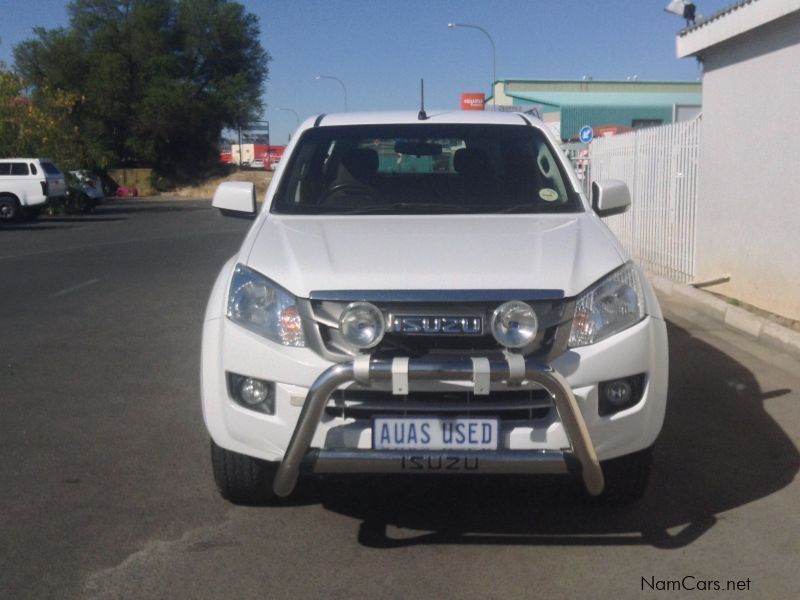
[579,125,594,144]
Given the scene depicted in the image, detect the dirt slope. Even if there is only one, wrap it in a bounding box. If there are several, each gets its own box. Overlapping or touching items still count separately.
[170,170,274,199]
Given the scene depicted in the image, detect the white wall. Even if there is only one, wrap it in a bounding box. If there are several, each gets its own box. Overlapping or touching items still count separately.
[694,10,800,320]
[231,144,256,164]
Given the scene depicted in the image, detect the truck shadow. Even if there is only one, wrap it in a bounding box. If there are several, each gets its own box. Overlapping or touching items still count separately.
[311,321,798,549]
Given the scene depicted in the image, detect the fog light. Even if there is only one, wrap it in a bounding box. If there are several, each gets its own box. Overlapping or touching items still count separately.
[227,373,275,414]
[240,378,270,405]
[491,301,538,349]
[598,374,645,416]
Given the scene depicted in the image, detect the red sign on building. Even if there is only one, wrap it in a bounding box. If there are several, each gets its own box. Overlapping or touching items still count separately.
[461,93,485,111]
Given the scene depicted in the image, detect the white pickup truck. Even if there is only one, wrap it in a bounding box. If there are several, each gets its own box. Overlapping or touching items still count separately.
[201,111,668,506]
[0,158,66,221]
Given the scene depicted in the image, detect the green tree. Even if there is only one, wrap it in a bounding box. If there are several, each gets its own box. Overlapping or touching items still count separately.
[0,67,24,152]
[14,0,269,180]
[0,62,90,167]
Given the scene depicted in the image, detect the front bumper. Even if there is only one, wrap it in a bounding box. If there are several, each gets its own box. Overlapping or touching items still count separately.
[272,355,604,497]
[202,311,669,497]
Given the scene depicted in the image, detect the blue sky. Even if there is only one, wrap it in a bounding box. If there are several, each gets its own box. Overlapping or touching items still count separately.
[0,0,733,144]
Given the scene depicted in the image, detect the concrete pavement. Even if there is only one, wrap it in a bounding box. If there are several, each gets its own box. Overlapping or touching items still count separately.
[650,273,800,361]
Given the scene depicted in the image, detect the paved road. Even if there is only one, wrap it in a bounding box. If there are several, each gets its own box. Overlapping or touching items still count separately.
[1,200,798,599]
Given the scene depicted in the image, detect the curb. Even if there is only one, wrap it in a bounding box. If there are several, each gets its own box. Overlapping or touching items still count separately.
[648,273,800,360]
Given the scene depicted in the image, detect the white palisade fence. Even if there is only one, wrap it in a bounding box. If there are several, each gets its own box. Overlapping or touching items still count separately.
[589,119,701,282]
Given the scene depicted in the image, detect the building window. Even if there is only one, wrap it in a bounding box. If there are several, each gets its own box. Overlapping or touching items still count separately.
[632,119,663,129]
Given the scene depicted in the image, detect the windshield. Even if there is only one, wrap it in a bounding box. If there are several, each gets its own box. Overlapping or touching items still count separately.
[271,124,582,215]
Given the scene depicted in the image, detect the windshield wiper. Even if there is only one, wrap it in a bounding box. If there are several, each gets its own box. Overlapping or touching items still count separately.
[341,202,466,214]
[495,203,538,213]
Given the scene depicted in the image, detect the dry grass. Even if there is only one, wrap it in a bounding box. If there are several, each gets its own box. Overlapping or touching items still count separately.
[169,170,274,199]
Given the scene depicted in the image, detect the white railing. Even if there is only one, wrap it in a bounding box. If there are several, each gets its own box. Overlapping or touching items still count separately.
[589,119,701,283]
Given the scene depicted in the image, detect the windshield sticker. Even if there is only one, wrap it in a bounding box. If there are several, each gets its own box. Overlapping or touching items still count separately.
[539,188,559,202]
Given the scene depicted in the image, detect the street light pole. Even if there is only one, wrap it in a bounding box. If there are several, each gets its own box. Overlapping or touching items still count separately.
[314,75,348,112]
[448,22,496,106]
[279,107,300,128]
[279,107,300,142]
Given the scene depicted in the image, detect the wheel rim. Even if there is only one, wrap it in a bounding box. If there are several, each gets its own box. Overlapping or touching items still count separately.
[0,202,13,219]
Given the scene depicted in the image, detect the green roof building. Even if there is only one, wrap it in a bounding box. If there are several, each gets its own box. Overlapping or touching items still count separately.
[489,79,702,141]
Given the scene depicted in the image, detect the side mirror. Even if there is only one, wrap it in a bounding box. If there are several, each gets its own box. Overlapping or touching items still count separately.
[212,181,257,218]
[592,179,631,218]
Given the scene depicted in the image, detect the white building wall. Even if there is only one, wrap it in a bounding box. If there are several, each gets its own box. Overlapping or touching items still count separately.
[231,144,256,164]
[694,10,800,319]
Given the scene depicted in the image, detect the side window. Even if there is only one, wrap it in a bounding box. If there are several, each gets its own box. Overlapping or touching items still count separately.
[0,164,10,176]
[30,163,38,175]
[632,119,663,129]
[11,163,30,176]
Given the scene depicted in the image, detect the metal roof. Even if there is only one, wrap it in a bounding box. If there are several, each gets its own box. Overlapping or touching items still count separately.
[499,78,699,85]
[504,91,702,140]
[506,91,702,108]
[559,107,676,140]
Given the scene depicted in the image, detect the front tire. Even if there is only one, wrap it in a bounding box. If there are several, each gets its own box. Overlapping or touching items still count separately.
[210,439,278,505]
[593,447,653,505]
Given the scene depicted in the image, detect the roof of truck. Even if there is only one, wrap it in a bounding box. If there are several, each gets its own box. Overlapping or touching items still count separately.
[302,110,543,130]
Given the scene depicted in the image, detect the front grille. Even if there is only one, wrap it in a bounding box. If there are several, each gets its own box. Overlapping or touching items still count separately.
[331,328,503,355]
[302,296,575,361]
[324,388,553,422]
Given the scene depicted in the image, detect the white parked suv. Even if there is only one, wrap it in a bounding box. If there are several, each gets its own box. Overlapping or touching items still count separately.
[0,158,66,221]
[202,111,668,505]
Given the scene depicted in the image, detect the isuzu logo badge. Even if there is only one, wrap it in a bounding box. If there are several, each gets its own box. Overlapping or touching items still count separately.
[390,316,483,335]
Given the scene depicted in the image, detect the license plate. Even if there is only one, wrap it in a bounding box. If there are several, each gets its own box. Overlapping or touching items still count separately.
[372,417,499,450]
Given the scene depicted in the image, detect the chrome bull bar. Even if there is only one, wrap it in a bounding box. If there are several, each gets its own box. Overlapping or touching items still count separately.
[272,355,604,497]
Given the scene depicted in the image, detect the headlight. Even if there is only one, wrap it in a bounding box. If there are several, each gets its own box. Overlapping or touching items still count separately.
[227,264,305,347]
[568,262,645,347]
[491,301,538,349]
[339,302,385,350]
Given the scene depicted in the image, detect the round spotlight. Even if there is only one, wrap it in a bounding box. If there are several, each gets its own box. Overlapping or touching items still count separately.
[491,301,538,349]
[339,302,386,350]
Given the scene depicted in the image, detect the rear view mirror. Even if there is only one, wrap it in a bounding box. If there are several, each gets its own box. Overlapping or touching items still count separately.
[394,141,442,156]
[592,179,631,218]
[212,181,257,218]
